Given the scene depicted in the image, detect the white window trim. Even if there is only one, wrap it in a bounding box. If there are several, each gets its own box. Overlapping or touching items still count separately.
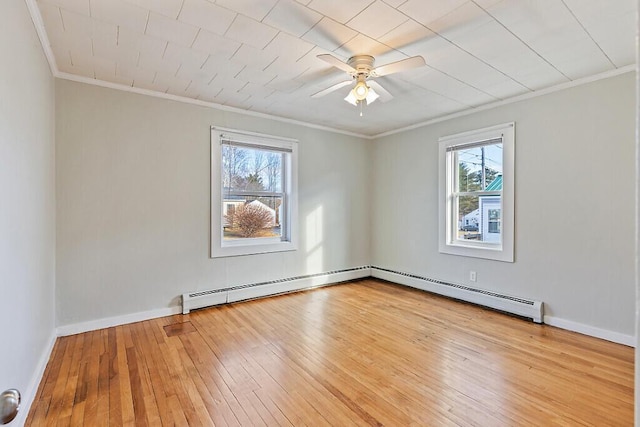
[211,126,298,258]
[438,122,515,262]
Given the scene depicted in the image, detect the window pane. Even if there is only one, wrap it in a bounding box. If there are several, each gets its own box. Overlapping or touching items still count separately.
[488,208,501,234]
[457,195,480,240]
[456,142,503,192]
[223,196,283,241]
[456,195,502,243]
[222,145,282,193]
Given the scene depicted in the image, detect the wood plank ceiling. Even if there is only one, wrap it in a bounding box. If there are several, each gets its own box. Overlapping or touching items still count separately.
[34,0,635,136]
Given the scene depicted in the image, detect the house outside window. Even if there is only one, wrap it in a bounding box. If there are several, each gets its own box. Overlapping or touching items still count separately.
[487,208,501,234]
[438,123,514,262]
[211,127,298,258]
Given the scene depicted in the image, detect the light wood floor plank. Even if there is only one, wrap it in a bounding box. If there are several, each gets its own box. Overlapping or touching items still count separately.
[27,279,633,426]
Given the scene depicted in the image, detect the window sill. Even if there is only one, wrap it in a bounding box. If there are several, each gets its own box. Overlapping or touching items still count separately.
[440,242,513,262]
[212,240,297,258]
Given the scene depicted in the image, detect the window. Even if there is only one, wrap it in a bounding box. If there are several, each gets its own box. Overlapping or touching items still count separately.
[438,123,514,262]
[211,127,298,258]
[488,209,500,233]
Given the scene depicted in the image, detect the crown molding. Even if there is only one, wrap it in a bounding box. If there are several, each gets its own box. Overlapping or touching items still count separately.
[371,64,637,139]
[55,64,637,142]
[56,72,370,139]
[23,0,369,140]
[25,0,57,76]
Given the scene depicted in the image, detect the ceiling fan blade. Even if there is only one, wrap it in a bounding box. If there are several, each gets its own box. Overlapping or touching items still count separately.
[311,80,353,98]
[368,81,393,102]
[317,54,356,73]
[372,56,426,77]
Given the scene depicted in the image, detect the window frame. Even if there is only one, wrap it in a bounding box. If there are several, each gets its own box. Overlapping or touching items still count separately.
[438,122,515,262]
[211,126,298,258]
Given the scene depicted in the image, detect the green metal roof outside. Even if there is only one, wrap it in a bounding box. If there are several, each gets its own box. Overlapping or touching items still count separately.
[485,174,502,191]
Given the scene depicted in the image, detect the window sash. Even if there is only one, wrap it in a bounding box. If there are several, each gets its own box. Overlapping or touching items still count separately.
[222,197,287,243]
[221,146,286,192]
[451,193,503,245]
[219,135,291,245]
[447,136,504,244]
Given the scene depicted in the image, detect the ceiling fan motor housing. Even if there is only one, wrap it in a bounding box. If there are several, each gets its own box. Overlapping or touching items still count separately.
[347,55,375,78]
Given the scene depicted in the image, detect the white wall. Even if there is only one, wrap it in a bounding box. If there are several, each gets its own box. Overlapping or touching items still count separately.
[635,2,639,422]
[56,73,636,341]
[0,0,56,423]
[55,80,370,327]
[372,72,636,339]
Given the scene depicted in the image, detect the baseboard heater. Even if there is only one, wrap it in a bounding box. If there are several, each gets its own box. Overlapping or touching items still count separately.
[182,265,543,323]
[371,266,544,323]
[182,266,371,314]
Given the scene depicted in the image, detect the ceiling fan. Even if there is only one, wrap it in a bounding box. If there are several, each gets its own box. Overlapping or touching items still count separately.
[311,54,426,115]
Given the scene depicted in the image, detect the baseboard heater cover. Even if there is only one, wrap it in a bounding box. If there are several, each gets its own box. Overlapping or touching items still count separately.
[182,265,543,323]
[182,266,370,314]
[371,266,544,323]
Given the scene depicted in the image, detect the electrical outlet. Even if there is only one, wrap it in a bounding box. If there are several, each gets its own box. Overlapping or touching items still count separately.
[469,271,477,282]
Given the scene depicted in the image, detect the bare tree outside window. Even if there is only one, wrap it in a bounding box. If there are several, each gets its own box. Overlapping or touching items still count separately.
[222,145,248,190]
[266,152,281,192]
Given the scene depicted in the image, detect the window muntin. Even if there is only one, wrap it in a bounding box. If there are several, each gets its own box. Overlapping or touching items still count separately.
[439,123,514,262]
[211,127,298,258]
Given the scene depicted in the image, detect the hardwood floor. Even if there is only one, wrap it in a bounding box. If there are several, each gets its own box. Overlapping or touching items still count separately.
[27,279,633,426]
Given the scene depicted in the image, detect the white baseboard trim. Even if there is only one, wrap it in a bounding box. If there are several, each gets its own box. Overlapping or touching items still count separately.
[372,267,634,347]
[543,315,635,347]
[56,272,635,350]
[58,268,372,335]
[56,306,182,337]
[13,331,57,426]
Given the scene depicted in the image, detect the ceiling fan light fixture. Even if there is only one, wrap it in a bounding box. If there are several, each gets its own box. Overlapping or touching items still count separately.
[344,91,358,106]
[365,87,379,105]
[353,80,369,100]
